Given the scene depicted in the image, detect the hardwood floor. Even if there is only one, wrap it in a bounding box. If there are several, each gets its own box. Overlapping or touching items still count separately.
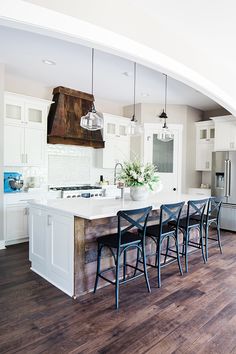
[1,231,236,353]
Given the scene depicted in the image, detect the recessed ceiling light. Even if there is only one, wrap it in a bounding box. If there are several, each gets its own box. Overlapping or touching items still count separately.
[141,92,150,97]
[42,59,56,65]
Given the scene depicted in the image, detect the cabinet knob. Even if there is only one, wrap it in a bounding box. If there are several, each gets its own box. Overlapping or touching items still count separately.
[173,188,177,191]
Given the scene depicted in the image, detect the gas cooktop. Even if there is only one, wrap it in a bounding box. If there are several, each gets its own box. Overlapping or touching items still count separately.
[50,186,102,191]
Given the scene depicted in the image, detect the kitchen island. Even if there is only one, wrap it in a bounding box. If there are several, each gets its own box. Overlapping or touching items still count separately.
[28,192,207,298]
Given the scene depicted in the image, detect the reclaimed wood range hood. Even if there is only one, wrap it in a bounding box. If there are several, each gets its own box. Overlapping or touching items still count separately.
[47,86,105,148]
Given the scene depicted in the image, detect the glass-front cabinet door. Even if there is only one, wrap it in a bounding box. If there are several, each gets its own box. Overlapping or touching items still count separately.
[25,103,46,129]
[143,124,182,194]
[5,97,24,125]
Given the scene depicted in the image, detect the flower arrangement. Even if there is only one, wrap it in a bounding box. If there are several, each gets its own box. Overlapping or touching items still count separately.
[119,160,159,191]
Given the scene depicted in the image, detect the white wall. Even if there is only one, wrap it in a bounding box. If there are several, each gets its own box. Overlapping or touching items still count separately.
[5,73,124,116]
[47,144,114,186]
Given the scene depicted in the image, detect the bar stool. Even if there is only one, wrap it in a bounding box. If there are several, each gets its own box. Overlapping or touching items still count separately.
[193,197,222,260]
[168,198,209,272]
[93,206,152,309]
[141,202,185,288]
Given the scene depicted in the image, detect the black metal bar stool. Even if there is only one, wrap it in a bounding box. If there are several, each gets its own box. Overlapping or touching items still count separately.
[139,202,184,288]
[168,198,209,273]
[93,206,152,309]
[192,197,222,260]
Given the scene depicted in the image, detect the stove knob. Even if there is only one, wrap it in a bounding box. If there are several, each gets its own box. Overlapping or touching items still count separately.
[67,196,71,198]
[72,195,76,198]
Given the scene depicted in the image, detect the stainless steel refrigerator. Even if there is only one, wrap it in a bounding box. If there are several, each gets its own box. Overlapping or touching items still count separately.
[211,151,236,231]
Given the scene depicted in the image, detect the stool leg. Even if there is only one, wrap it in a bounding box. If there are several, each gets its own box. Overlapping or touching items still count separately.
[94,244,102,293]
[157,240,162,288]
[164,236,170,264]
[142,242,151,293]
[205,224,209,261]
[115,250,120,310]
[185,231,189,273]
[123,250,127,281]
[217,223,223,254]
[175,234,183,276]
[134,247,140,277]
[155,240,158,267]
[200,226,206,264]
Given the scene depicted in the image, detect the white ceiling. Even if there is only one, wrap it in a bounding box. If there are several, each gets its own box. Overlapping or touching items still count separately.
[0,25,220,110]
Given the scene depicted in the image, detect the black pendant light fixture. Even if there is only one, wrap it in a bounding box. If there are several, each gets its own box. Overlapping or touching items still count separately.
[157,74,174,142]
[80,48,103,131]
[126,62,143,136]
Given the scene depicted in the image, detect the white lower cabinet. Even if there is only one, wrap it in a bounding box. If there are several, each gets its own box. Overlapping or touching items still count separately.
[29,206,74,296]
[220,204,236,231]
[5,203,28,244]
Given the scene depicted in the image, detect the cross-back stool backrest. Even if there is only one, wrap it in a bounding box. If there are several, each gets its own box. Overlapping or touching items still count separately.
[206,197,222,222]
[186,198,209,228]
[159,201,185,236]
[117,206,152,248]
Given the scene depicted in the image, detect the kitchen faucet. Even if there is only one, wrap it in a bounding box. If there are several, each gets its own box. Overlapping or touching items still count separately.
[114,162,123,185]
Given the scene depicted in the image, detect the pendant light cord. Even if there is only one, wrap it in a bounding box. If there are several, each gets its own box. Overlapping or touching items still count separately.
[132,62,136,121]
[91,48,94,95]
[164,74,168,128]
[165,74,167,113]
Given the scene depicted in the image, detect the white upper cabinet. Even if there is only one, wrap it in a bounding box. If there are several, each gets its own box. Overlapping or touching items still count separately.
[211,115,236,151]
[195,121,214,171]
[96,113,131,168]
[4,92,52,167]
[196,120,215,143]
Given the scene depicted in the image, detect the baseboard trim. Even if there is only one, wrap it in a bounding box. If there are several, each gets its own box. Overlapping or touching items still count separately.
[5,237,29,246]
[0,240,6,250]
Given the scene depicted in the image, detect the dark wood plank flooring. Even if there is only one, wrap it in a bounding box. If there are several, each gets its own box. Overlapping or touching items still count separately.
[1,230,236,354]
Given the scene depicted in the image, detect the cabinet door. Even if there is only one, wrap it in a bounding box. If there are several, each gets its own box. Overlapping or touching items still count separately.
[47,213,74,295]
[114,137,130,163]
[5,97,24,126]
[196,143,213,171]
[102,138,117,168]
[215,122,236,151]
[4,125,25,166]
[25,102,47,129]
[24,127,45,166]
[29,207,48,267]
[5,204,28,243]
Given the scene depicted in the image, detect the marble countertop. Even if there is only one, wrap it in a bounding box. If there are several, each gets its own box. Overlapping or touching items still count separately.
[28,192,209,220]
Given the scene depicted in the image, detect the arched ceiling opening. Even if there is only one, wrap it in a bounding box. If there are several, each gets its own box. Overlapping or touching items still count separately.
[0,0,235,114]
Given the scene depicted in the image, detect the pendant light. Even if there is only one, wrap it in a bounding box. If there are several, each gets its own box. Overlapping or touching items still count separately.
[157,74,174,142]
[80,48,103,131]
[126,62,143,136]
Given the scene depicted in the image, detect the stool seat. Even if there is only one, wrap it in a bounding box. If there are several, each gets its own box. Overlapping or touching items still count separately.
[97,231,141,248]
[146,223,175,237]
[192,214,216,223]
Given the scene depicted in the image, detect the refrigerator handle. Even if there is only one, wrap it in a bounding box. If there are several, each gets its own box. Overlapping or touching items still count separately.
[224,159,230,198]
[228,160,231,197]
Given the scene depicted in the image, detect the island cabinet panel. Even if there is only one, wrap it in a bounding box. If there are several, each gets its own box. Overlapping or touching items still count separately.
[29,206,74,296]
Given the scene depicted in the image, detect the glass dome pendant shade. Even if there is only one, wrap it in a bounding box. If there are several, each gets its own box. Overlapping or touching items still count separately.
[156,75,174,142]
[80,102,103,131]
[80,48,103,131]
[126,62,143,136]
